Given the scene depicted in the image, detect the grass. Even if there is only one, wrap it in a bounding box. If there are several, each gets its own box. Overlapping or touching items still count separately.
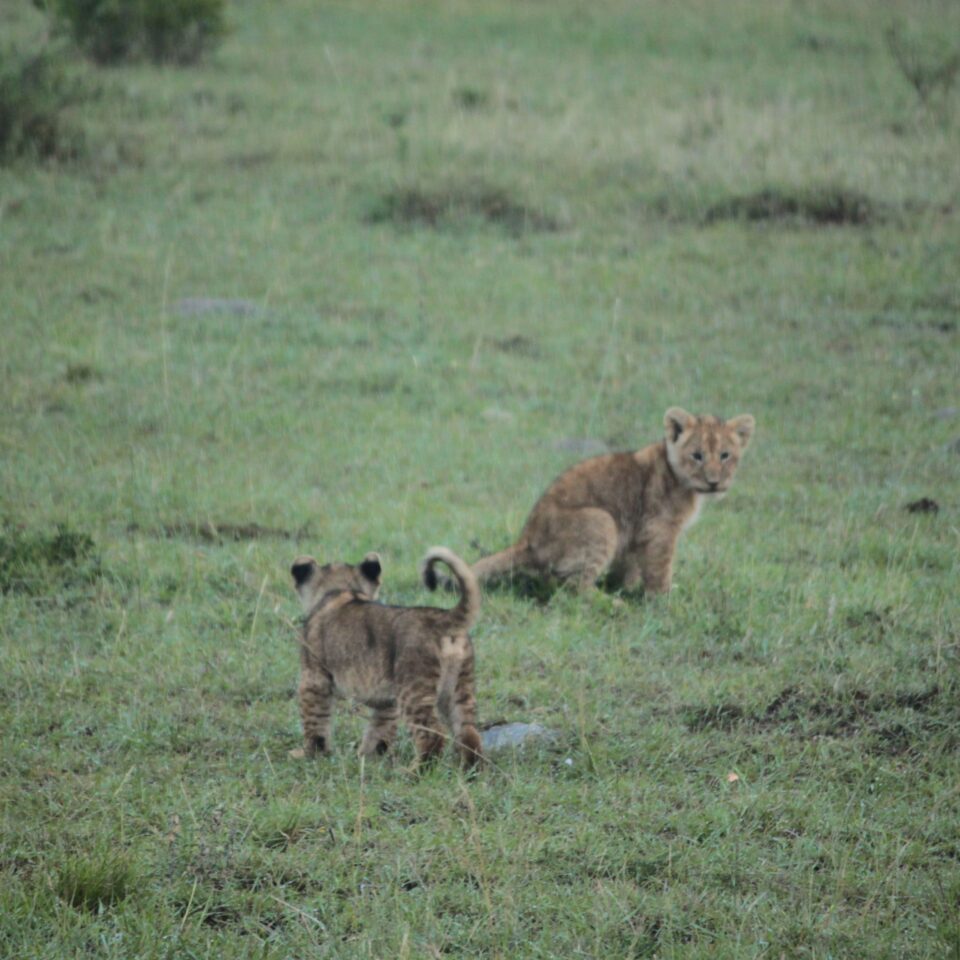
[1,0,959,956]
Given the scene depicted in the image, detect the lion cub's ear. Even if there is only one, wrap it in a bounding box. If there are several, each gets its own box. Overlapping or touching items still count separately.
[359,552,382,585]
[727,414,755,449]
[664,407,695,443]
[291,556,318,587]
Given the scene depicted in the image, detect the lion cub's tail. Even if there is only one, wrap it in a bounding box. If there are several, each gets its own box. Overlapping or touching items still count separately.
[420,546,480,632]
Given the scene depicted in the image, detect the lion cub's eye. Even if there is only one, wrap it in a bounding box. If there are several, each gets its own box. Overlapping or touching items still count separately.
[691,450,704,462]
[720,451,730,461]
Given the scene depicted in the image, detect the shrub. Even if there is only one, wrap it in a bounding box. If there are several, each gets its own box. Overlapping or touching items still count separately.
[0,46,86,163]
[46,0,227,66]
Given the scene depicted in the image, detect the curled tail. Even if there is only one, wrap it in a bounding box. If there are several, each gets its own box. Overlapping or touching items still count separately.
[420,546,480,632]
[470,543,525,585]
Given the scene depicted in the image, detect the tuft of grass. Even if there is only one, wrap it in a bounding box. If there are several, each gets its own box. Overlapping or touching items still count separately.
[55,850,134,912]
[250,801,326,851]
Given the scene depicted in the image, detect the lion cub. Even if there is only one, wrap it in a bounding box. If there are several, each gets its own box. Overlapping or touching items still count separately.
[290,547,482,768]
[457,407,754,595]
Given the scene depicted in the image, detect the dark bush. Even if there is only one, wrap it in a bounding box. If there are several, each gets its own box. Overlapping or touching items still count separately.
[0,46,86,163]
[47,0,227,66]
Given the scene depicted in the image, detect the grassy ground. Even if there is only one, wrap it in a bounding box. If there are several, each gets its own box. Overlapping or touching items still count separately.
[2,0,959,956]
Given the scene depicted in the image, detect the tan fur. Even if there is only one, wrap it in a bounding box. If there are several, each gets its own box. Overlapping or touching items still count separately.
[463,408,754,595]
[290,547,482,769]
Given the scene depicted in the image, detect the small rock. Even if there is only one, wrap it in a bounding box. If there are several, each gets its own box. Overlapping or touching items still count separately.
[481,722,559,752]
[175,298,263,317]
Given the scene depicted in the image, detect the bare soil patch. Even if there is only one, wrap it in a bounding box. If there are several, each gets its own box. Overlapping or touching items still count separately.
[366,183,563,235]
[703,186,883,226]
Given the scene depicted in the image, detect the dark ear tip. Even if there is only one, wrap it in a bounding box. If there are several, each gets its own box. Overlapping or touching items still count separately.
[423,564,438,591]
[291,561,314,586]
[360,556,382,581]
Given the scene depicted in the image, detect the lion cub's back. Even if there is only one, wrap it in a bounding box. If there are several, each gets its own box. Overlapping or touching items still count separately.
[305,601,403,703]
[526,451,646,520]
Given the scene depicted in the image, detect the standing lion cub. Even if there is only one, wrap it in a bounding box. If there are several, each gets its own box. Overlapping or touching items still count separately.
[291,547,482,769]
[447,407,754,595]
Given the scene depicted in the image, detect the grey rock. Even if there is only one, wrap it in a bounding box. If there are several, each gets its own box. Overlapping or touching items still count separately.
[481,722,559,752]
[175,298,263,317]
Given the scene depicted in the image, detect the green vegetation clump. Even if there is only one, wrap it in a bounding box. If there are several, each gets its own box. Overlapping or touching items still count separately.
[47,0,226,65]
[0,46,84,163]
[56,852,134,912]
[0,523,99,593]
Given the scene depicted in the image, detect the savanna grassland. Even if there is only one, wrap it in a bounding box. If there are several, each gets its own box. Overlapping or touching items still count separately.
[2,1,959,956]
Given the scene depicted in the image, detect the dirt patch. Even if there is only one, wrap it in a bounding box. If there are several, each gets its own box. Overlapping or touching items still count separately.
[684,683,952,752]
[64,363,102,384]
[366,183,563,235]
[224,150,275,169]
[869,312,956,334]
[452,86,490,110]
[703,186,883,226]
[490,334,540,357]
[128,521,309,544]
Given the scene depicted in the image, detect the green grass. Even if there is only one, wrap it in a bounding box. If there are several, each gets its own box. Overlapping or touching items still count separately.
[2,0,959,956]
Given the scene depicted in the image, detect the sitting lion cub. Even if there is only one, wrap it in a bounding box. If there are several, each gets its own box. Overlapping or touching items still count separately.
[290,547,482,769]
[457,407,754,595]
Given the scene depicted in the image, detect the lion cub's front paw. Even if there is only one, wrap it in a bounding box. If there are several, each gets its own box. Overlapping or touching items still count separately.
[288,747,307,759]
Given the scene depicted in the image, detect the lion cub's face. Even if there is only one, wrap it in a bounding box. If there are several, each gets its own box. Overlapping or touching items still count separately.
[664,407,755,494]
[291,553,382,613]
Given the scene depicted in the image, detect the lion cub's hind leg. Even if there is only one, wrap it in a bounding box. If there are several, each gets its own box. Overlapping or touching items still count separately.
[436,636,482,769]
[360,702,399,757]
[451,681,482,769]
[541,507,618,591]
[399,677,447,768]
